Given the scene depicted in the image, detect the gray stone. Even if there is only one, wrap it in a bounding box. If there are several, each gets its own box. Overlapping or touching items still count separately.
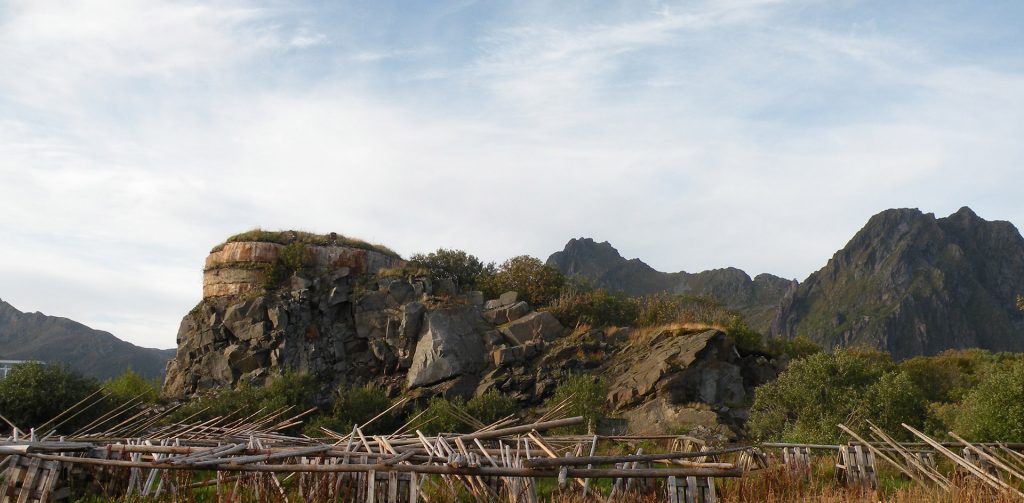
[483,330,504,347]
[499,291,518,306]
[484,299,504,310]
[466,291,484,306]
[406,307,486,388]
[328,285,350,305]
[499,311,565,344]
[482,301,531,325]
[492,346,525,367]
[290,274,313,291]
[387,280,416,306]
[434,278,457,297]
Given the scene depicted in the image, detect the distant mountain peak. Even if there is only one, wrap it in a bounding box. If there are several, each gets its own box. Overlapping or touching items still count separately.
[546,238,791,332]
[773,207,1024,358]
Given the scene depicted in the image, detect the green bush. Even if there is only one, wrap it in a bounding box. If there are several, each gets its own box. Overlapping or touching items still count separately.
[105,369,161,405]
[764,335,822,360]
[478,256,565,307]
[747,348,926,443]
[466,391,518,425]
[408,249,494,290]
[953,360,1024,441]
[635,293,737,328]
[0,362,103,432]
[544,375,608,435]
[330,384,401,435]
[170,372,319,429]
[415,396,471,435]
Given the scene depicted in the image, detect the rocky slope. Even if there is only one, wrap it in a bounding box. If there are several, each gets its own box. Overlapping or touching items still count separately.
[546,238,795,332]
[164,233,782,436]
[0,299,174,380]
[771,207,1024,359]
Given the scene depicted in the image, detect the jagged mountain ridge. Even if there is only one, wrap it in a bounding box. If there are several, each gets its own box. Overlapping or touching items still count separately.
[771,207,1024,359]
[546,238,795,332]
[0,299,174,380]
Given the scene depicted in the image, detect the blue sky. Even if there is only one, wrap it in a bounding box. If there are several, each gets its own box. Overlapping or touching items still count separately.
[1,0,1022,348]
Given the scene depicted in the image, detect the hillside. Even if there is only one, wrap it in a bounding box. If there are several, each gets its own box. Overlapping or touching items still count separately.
[546,238,794,332]
[0,299,174,380]
[771,207,1024,358]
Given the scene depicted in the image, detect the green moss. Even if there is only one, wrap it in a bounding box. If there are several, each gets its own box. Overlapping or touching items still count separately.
[210,228,401,259]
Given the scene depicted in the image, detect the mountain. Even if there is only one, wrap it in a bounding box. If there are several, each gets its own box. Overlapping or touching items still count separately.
[0,299,174,380]
[771,207,1024,359]
[546,238,795,332]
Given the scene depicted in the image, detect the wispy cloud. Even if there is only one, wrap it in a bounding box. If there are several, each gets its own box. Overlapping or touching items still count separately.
[1,0,1022,348]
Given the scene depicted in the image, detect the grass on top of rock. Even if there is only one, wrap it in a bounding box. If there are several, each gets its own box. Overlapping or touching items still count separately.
[210,228,401,258]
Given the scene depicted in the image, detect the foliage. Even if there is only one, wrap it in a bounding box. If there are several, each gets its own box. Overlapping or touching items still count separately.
[408,248,495,290]
[544,375,608,435]
[546,286,641,328]
[331,384,400,434]
[104,369,160,405]
[171,372,319,428]
[898,349,994,404]
[466,391,518,425]
[747,348,927,443]
[953,359,1024,441]
[263,242,312,290]
[725,316,765,353]
[415,396,471,435]
[478,255,566,307]
[1018,294,1024,311]
[0,362,103,432]
[765,335,822,360]
[211,228,400,258]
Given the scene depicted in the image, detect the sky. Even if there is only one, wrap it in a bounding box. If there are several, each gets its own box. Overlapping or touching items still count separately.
[1,0,1022,349]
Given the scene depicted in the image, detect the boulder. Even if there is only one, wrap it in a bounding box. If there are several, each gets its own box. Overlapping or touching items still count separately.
[499,311,565,344]
[607,330,742,409]
[482,301,531,325]
[466,291,485,306]
[484,291,519,310]
[492,346,525,367]
[407,307,486,388]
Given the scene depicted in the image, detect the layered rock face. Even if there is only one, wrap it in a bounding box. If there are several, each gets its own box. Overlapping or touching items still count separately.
[547,238,794,332]
[203,241,403,298]
[772,207,1024,358]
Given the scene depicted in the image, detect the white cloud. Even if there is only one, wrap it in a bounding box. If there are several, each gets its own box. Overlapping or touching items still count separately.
[0,0,1022,348]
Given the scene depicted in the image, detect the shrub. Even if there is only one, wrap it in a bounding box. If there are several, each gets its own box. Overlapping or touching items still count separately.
[635,293,736,328]
[211,228,400,258]
[415,396,471,435]
[544,375,608,434]
[478,256,565,307]
[0,362,103,432]
[105,369,161,405]
[331,384,400,434]
[953,360,1024,441]
[547,287,641,328]
[170,372,319,428]
[466,391,518,425]
[899,349,994,404]
[408,249,494,290]
[747,348,926,443]
[765,335,822,360]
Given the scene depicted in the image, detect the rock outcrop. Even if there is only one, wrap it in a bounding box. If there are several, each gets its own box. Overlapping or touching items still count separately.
[165,232,781,437]
[772,207,1024,358]
[546,238,794,332]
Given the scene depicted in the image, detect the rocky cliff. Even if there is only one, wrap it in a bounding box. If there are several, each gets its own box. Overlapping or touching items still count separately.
[0,299,174,380]
[164,232,781,436]
[547,238,795,332]
[771,207,1024,359]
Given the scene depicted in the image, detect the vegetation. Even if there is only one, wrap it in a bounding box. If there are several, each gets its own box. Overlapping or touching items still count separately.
[543,374,608,434]
[547,285,641,328]
[466,390,518,425]
[104,369,161,404]
[0,362,104,432]
[748,348,927,443]
[211,228,400,258]
[408,248,495,290]
[953,359,1024,441]
[305,384,402,436]
[170,372,319,430]
[478,255,566,307]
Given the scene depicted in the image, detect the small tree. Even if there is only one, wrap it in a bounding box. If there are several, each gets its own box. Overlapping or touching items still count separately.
[954,360,1024,441]
[544,375,608,434]
[0,362,102,432]
[331,384,400,434]
[466,391,518,425]
[479,256,565,307]
[408,249,494,290]
[105,369,161,405]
